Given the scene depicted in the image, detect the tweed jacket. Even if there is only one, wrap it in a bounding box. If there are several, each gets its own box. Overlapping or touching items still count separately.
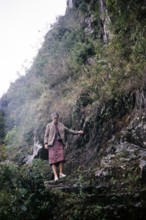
[44,122,79,146]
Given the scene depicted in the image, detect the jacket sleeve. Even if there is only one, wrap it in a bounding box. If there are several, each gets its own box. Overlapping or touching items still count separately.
[64,125,79,135]
[44,124,50,144]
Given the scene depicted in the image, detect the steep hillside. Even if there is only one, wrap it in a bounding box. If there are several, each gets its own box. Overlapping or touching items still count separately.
[0,0,146,219]
[1,0,145,160]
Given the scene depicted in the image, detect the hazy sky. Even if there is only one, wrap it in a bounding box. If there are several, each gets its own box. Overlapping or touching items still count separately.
[0,0,67,98]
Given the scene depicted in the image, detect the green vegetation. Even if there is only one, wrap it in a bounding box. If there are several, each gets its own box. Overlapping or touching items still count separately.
[105,0,146,95]
[0,161,106,220]
[0,110,5,144]
[0,159,142,220]
[0,161,50,220]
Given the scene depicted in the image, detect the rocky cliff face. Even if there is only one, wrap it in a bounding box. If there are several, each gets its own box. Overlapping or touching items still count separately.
[67,0,74,9]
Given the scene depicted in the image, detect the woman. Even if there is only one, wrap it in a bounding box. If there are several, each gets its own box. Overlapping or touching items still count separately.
[44,112,84,181]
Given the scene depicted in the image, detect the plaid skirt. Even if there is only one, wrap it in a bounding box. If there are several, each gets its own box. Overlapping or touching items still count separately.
[48,140,65,165]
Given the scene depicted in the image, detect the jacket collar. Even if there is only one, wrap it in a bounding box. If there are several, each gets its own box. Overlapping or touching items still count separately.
[51,121,61,128]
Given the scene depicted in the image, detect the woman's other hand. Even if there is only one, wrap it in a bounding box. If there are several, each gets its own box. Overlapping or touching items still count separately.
[78,130,84,135]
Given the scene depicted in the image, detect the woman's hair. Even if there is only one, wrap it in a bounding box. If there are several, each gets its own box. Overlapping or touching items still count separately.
[51,112,59,118]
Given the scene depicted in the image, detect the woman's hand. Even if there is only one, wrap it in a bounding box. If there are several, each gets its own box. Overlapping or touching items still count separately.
[44,144,48,149]
[78,130,84,135]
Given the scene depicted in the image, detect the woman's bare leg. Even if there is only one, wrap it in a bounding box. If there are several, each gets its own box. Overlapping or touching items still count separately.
[59,162,63,175]
[59,162,66,177]
[52,164,58,179]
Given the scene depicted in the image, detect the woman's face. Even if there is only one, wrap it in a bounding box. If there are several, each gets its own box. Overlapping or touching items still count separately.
[52,116,59,124]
